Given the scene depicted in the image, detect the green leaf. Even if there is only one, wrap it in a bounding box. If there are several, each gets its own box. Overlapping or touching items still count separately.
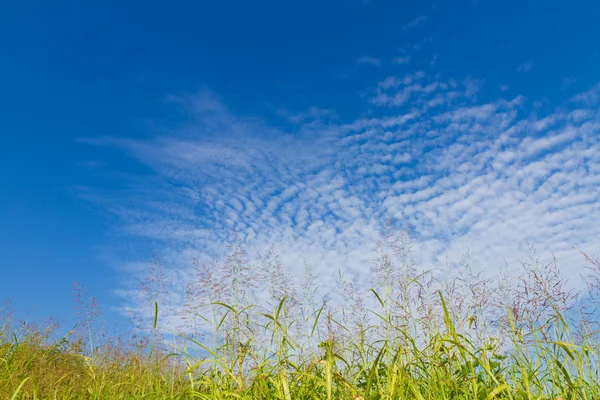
[485,384,510,400]
[11,377,30,400]
[153,301,158,330]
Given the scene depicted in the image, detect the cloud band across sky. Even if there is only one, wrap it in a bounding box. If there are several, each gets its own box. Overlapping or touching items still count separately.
[82,73,600,314]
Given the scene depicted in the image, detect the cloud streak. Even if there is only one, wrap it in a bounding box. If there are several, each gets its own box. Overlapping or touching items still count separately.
[357,56,382,66]
[403,15,428,30]
[392,56,411,65]
[518,60,535,72]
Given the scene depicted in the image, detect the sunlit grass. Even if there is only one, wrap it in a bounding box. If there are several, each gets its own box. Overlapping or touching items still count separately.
[2,297,600,399]
[3,236,600,399]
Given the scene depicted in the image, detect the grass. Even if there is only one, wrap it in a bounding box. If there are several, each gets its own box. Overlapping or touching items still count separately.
[2,234,600,399]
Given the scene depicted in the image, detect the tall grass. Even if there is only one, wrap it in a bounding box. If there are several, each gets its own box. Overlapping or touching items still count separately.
[2,230,600,399]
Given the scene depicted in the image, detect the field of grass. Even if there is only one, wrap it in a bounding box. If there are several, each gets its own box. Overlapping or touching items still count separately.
[2,235,600,399]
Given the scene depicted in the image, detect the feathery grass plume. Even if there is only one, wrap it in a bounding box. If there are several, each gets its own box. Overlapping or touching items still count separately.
[579,251,600,340]
[73,281,105,360]
[4,232,600,398]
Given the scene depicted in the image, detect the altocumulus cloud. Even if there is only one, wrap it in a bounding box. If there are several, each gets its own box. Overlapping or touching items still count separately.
[82,72,600,318]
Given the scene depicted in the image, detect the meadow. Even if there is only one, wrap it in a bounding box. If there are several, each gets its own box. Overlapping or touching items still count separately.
[2,231,600,399]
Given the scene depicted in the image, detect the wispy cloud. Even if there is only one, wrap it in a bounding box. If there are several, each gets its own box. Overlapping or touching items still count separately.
[357,56,381,66]
[412,36,434,50]
[277,106,337,124]
[82,73,600,320]
[572,82,600,105]
[430,54,438,67]
[403,15,428,30]
[517,60,534,72]
[392,56,411,65]
[368,72,481,107]
[561,76,577,90]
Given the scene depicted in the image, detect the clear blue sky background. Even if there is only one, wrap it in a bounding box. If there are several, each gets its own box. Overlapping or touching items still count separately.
[1,0,599,327]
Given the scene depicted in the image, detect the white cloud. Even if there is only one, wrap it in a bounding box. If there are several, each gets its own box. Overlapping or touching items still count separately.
[517,60,534,72]
[392,56,411,65]
[430,54,438,67]
[369,72,483,108]
[357,56,381,66]
[572,83,600,105]
[82,77,600,323]
[403,15,428,30]
[277,106,337,124]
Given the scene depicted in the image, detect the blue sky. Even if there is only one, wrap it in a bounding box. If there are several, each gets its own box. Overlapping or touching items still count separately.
[1,0,600,326]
